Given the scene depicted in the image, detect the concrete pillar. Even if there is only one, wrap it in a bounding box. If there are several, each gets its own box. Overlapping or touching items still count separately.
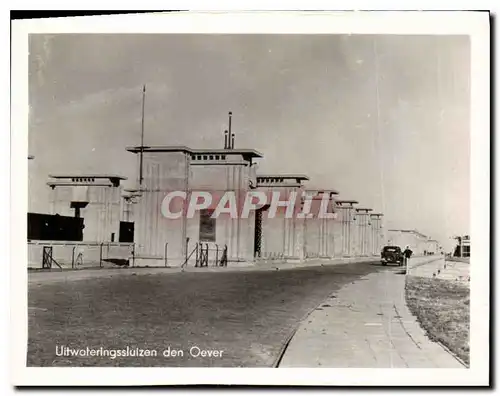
[132,151,190,265]
[347,207,355,256]
[370,214,383,256]
[347,207,354,257]
[354,208,373,256]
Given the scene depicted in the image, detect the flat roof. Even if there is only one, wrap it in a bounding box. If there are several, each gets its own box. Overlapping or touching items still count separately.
[306,188,339,194]
[257,174,309,181]
[126,146,263,159]
[191,148,263,158]
[335,199,359,204]
[49,174,127,180]
[46,181,118,187]
[320,189,339,195]
[388,229,428,237]
[355,208,373,212]
[124,188,144,193]
[126,145,191,154]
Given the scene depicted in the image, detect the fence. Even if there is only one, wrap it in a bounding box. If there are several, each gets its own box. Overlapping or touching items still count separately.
[28,241,135,270]
[181,242,228,268]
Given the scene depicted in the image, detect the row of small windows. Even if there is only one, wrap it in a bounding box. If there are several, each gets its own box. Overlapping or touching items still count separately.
[72,178,95,183]
[191,154,226,161]
[257,178,285,183]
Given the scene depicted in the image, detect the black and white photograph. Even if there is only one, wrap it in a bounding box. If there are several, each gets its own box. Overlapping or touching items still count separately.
[10,11,489,386]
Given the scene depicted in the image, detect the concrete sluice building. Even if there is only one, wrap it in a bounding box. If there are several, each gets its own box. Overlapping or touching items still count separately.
[28,175,132,270]
[125,146,262,267]
[253,175,309,261]
[453,235,470,258]
[123,140,386,268]
[47,174,126,242]
[36,119,388,269]
[386,229,442,256]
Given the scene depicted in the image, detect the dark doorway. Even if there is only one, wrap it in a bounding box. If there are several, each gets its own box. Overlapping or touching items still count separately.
[119,221,135,243]
[253,205,270,258]
[199,209,216,242]
[254,208,263,257]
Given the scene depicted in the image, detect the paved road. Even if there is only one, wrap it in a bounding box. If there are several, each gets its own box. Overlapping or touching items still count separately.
[28,261,381,367]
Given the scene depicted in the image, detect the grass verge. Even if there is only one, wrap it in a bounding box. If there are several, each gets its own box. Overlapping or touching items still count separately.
[405,276,470,366]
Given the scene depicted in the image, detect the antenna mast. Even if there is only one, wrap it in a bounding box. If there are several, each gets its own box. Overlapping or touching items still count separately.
[139,84,146,186]
[228,111,234,149]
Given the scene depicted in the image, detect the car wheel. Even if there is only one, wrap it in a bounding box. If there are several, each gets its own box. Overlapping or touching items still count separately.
[381,261,387,266]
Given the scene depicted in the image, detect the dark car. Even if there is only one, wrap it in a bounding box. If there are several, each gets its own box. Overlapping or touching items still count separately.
[381,245,403,266]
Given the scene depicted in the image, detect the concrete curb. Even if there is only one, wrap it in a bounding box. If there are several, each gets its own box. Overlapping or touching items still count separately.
[29,258,381,285]
[272,289,338,368]
[434,340,468,368]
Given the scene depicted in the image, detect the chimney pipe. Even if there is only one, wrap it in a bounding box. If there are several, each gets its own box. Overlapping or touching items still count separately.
[231,133,235,149]
[224,130,229,149]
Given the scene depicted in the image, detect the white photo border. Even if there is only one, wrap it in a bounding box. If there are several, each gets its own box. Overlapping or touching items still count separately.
[10,10,490,386]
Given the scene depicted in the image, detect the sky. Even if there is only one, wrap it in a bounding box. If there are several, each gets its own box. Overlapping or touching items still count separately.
[28,34,470,251]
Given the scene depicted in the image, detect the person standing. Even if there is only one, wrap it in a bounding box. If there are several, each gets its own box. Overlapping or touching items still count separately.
[403,246,413,271]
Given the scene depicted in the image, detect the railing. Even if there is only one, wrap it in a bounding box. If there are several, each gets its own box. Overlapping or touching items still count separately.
[42,246,62,269]
[181,243,199,269]
[29,241,135,270]
[179,242,229,269]
[164,242,168,267]
[195,243,228,267]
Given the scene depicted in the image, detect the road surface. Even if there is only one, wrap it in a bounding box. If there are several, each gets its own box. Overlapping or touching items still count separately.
[28,262,380,367]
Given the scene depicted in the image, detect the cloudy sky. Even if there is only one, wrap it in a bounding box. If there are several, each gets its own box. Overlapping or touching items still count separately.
[28,34,470,250]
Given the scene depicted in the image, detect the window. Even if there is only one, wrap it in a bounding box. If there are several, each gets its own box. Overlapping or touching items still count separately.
[199,209,216,242]
[221,155,226,160]
[197,155,202,160]
[203,155,208,160]
[209,155,214,160]
[215,155,220,160]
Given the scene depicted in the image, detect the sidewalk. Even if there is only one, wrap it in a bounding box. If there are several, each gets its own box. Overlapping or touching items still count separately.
[408,257,470,284]
[278,269,465,368]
